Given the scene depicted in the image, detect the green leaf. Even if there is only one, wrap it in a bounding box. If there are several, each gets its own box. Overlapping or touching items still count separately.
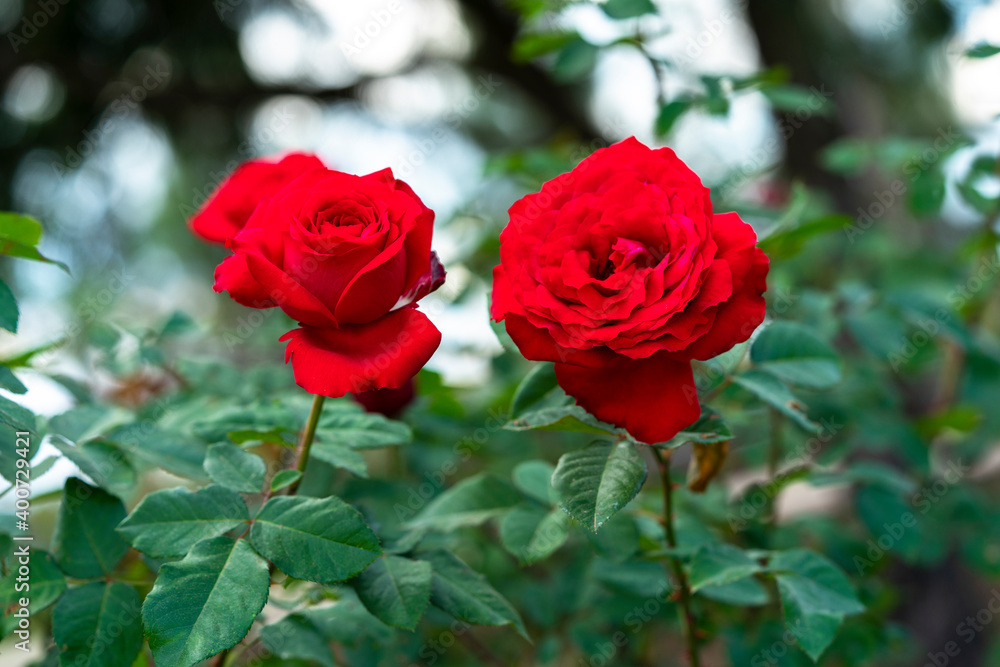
[0,279,18,333]
[512,460,556,505]
[0,237,69,272]
[260,614,335,667]
[354,555,432,630]
[551,441,647,532]
[697,577,770,606]
[204,443,266,493]
[751,322,842,389]
[117,485,249,558]
[50,437,135,497]
[0,550,66,636]
[505,400,619,435]
[769,549,864,661]
[511,30,579,62]
[316,408,412,449]
[409,473,523,532]
[761,84,832,116]
[422,549,528,639]
[664,406,734,447]
[0,394,36,434]
[0,365,26,394]
[270,469,301,491]
[499,504,569,564]
[48,405,112,442]
[655,99,693,137]
[688,543,762,592]
[143,537,270,667]
[105,425,208,480]
[732,370,822,432]
[602,0,657,19]
[0,213,43,246]
[510,363,558,417]
[250,495,381,583]
[310,439,369,477]
[966,42,1000,58]
[552,38,599,82]
[53,477,130,578]
[53,581,143,667]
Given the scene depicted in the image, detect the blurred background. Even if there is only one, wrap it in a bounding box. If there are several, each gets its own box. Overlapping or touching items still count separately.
[3,0,1000,664]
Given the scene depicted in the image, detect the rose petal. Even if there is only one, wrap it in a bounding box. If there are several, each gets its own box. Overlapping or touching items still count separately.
[280,307,441,396]
[554,353,701,444]
[213,254,277,309]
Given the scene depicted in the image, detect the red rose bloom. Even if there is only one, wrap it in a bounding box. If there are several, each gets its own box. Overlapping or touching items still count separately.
[491,137,768,443]
[190,153,326,244]
[213,166,445,397]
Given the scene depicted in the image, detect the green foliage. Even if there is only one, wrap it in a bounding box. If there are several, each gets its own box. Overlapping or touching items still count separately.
[249,495,381,582]
[142,537,270,667]
[551,440,647,531]
[53,582,144,667]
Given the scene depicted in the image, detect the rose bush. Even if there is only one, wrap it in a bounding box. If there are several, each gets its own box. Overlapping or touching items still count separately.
[189,152,326,244]
[207,161,445,397]
[491,137,769,443]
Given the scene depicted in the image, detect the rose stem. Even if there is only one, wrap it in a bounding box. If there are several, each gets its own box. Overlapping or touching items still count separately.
[288,394,326,496]
[652,448,701,667]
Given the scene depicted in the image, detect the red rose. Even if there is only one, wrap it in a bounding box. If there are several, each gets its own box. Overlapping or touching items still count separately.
[491,137,768,443]
[189,153,326,244]
[213,166,445,397]
[352,379,416,418]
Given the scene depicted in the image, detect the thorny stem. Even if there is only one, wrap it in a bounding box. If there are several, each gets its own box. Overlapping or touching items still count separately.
[652,448,701,667]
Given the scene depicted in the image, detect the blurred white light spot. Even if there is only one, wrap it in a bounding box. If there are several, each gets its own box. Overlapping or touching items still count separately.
[3,64,65,123]
[239,9,312,84]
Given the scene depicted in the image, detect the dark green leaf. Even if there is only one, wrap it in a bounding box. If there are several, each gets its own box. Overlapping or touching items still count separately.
[105,425,208,480]
[751,322,842,389]
[204,443,266,493]
[769,549,864,661]
[499,504,569,564]
[143,537,270,667]
[510,363,558,417]
[602,0,657,19]
[732,370,822,432]
[0,279,17,333]
[409,473,523,531]
[250,495,381,583]
[53,478,129,578]
[316,408,412,449]
[48,405,111,442]
[552,38,598,82]
[511,30,579,62]
[0,365,26,394]
[422,549,528,639]
[53,582,143,667]
[260,614,334,667]
[689,543,762,592]
[551,440,647,531]
[117,485,249,558]
[50,437,135,497]
[966,43,1000,58]
[664,406,734,447]
[697,577,769,606]
[354,555,432,630]
[655,99,692,137]
[512,459,556,505]
[270,469,301,491]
